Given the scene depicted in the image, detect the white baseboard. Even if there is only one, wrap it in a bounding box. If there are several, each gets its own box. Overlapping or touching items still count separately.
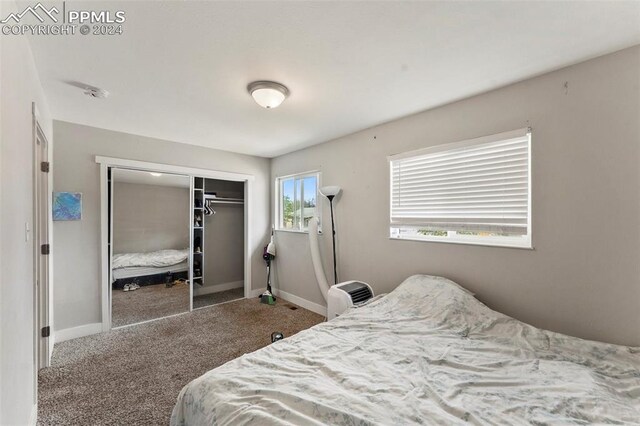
[273,289,327,317]
[54,322,103,343]
[29,403,37,426]
[194,280,243,296]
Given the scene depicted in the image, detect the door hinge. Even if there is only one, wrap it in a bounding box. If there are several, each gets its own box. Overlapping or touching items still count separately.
[41,326,50,338]
[40,161,50,173]
[41,244,50,255]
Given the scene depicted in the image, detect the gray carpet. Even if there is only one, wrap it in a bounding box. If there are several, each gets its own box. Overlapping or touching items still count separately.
[193,287,244,309]
[38,298,324,425]
[112,281,190,327]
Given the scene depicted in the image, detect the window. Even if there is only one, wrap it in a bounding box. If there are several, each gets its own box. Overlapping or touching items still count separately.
[276,171,320,232]
[389,128,531,248]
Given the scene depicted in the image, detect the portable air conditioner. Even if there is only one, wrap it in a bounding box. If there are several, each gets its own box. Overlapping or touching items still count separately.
[327,281,374,320]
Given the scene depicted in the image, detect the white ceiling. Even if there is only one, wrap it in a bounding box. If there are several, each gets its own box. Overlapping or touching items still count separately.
[113,168,189,188]
[28,1,640,158]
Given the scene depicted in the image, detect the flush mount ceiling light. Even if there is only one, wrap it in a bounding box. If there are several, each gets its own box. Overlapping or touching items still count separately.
[247,81,289,109]
[149,172,162,177]
[83,86,109,99]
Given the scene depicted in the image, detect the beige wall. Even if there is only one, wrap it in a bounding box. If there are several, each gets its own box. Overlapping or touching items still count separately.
[0,1,53,422]
[271,46,640,346]
[53,121,271,332]
[113,182,189,254]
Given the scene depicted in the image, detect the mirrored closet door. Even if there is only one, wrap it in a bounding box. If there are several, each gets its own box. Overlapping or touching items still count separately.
[110,169,191,327]
[191,177,245,309]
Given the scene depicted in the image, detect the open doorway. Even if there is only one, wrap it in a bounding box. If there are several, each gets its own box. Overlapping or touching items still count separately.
[110,169,191,327]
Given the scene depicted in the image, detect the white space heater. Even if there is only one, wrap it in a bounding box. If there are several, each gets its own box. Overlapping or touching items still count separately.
[327,281,374,320]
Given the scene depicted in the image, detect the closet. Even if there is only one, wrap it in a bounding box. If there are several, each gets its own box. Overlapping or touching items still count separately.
[190,177,245,309]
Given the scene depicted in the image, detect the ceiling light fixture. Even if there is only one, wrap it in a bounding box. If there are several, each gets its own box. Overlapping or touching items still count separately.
[84,86,109,99]
[247,81,289,109]
[150,172,162,177]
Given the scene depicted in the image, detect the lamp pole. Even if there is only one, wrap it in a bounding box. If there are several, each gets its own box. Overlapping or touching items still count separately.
[327,195,338,285]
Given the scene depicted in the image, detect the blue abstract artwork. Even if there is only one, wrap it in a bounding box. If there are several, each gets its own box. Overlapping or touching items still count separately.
[53,192,82,221]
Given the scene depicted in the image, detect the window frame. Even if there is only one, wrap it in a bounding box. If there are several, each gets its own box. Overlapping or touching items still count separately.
[388,128,532,249]
[275,170,322,233]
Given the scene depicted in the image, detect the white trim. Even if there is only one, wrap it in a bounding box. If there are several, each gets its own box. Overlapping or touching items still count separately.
[387,127,531,161]
[273,289,327,317]
[100,163,111,331]
[29,404,37,426]
[95,156,255,182]
[388,235,533,249]
[194,280,244,296]
[98,157,253,332]
[54,323,103,343]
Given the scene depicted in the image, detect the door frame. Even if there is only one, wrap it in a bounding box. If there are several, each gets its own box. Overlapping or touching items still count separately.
[32,103,53,372]
[96,156,254,331]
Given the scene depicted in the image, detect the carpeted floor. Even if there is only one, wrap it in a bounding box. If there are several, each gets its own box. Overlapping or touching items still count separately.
[38,298,324,425]
[193,287,244,309]
[112,281,190,327]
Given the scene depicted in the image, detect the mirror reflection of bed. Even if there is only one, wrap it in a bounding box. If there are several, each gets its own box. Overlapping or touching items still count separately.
[111,169,191,327]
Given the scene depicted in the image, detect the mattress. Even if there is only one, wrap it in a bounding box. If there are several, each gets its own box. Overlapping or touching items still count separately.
[112,260,189,280]
[171,275,640,425]
[112,248,189,270]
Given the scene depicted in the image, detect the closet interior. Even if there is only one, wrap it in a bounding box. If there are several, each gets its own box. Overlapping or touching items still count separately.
[191,177,245,309]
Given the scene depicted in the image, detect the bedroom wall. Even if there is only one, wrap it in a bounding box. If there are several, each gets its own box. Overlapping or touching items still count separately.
[271,46,640,346]
[0,1,53,422]
[52,121,271,333]
[112,182,189,254]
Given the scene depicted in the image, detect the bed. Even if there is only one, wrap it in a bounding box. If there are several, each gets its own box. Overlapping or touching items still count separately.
[171,275,640,425]
[112,249,189,286]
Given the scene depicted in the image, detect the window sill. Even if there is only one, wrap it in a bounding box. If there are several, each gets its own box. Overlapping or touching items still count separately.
[275,228,322,235]
[389,235,533,250]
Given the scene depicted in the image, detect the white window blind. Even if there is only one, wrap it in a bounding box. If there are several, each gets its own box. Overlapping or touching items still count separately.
[389,128,531,248]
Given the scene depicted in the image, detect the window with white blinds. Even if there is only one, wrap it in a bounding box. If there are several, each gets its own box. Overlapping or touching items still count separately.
[389,128,532,248]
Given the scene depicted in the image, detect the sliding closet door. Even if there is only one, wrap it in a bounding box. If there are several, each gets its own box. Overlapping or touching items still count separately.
[110,168,191,327]
[189,176,194,311]
[108,167,114,328]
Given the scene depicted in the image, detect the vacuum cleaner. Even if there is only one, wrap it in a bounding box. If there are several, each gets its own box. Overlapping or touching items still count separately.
[260,228,276,305]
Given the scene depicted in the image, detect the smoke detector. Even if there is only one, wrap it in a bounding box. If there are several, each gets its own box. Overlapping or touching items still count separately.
[84,86,109,99]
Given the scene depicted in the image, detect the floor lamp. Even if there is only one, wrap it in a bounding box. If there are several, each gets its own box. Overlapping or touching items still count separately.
[319,185,341,285]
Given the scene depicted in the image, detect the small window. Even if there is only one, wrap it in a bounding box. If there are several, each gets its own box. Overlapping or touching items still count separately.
[389,128,532,248]
[276,171,320,232]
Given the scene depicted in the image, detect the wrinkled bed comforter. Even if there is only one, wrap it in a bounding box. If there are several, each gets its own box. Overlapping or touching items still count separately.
[112,249,189,269]
[171,275,640,425]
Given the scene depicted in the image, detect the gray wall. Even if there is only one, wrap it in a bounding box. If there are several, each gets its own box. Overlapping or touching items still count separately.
[53,121,271,332]
[113,182,189,254]
[271,46,640,346]
[0,1,53,422]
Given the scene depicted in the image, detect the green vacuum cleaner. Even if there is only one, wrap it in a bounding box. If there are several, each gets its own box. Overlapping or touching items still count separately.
[260,229,276,305]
